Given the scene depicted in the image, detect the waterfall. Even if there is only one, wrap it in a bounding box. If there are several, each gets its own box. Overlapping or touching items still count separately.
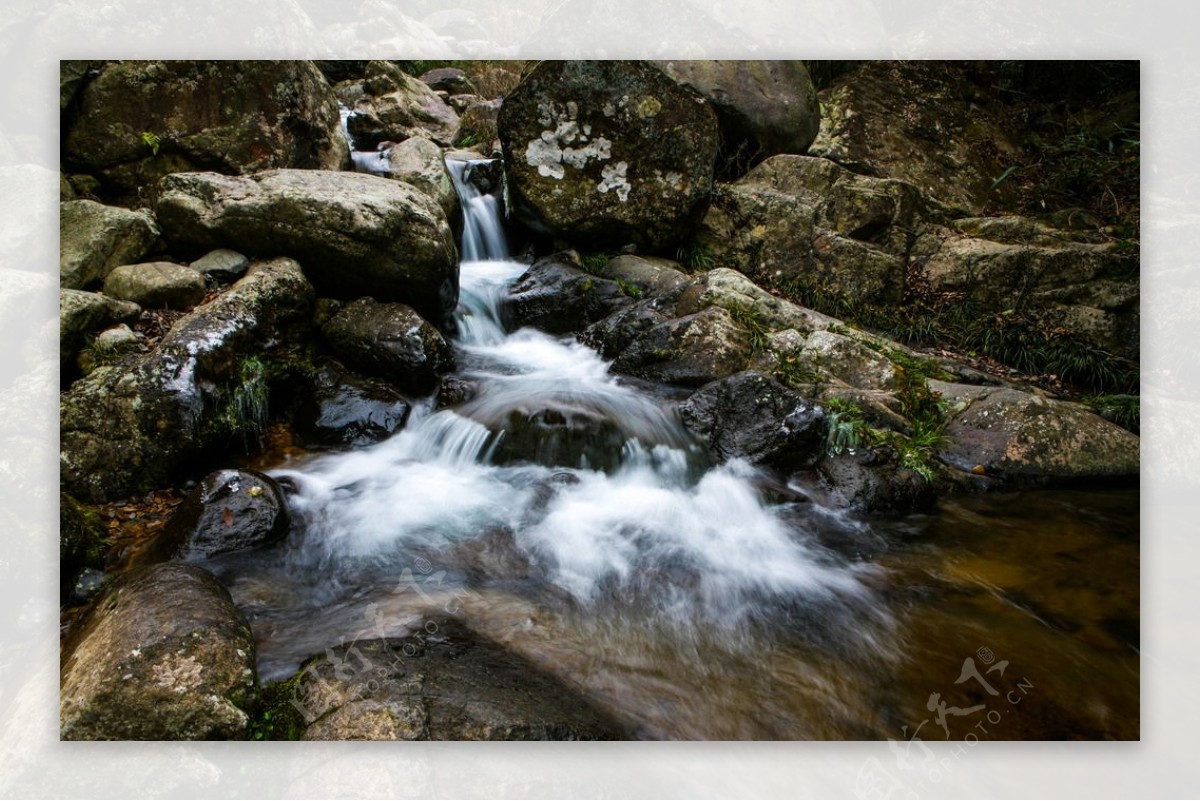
[446,158,510,263]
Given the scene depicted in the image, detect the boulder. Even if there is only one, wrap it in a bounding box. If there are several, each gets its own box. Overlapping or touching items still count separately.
[696,155,927,306]
[155,170,458,324]
[420,67,475,94]
[283,620,625,740]
[103,261,206,309]
[60,200,160,289]
[456,99,502,150]
[610,306,752,387]
[580,299,673,361]
[60,563,258,740]
[498,60,719,251]
[295,360,412,448]
[506,253,634,334]
[60,258,314,502]
[380,136,459,219]
[345,61,460,149]
[321,298,454,394]
[59,289,141,369]
[154,470,291,562]
[63,60,348,203]
[798,330,897,391]
[808,61,1023,215]
[585,254,691,297]
[652,60,820,175]
[930,380,1140,480]
[811,451,936,515]
[190,248,249,282]
[679,371,825,471]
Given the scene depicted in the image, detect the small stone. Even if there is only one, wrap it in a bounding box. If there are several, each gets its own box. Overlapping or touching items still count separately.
[190,248,249,281]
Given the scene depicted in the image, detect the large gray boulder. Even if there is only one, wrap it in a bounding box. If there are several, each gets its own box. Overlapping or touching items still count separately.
[381,136,459,220]
[506,253,634,335]
[931,380,1140,480]
[60,199,160,289]
[610,306,752,387]
[63,60,348,203]
[282,620,625,740]
[60,563,258,740]
[155,170,458,324]
[60,258,314,502]
[498,60,719,251]
[653,60,820,175]
[103,261,206,309]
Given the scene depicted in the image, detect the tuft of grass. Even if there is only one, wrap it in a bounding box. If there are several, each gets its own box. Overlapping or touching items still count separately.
[615,278,644,299]
[580,251,618,272]
[824,398,870,457]
[772,352,822,389]
[725,301,771,353]
[1082,393,1139,434]
[675,242,715,271]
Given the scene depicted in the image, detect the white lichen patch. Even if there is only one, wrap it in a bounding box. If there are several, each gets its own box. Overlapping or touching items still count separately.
[525,101,614,181]
[597,162,632,202]
[152,654,203,693]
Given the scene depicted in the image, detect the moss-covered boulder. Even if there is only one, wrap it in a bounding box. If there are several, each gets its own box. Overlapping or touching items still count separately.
[808,61,1024,215]
[155,169,458,325]
[60,563,258,740]
[498,60,719,251]
[60,200,160,289]
[321,298,454,395]
[931,380,1140,480]
[60,258,314,502]
[652,60,820,175]
[696,155,928,305]
[63,60,348,203]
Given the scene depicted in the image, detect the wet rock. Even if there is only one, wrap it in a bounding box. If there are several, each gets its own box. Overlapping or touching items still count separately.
[321,298,454,395]
[345,61,460,149]
[811,451,936,516]
[60,200,160,289]
[696,155,926,306]
[611,306,752,387]
[420,67,474,94]
[190,248,249,282]
[506,253,634,335]
[381,136,459,219]
[679,371,825,471]
[59,289,141,369]
[296,360,412,447]
[70,568,109,606]
[283,620,625,740]
[155,169,458,325]
[580,300,672,360]
[498,60,719,251]
[63,60,348,203]
[808,61,1024,214]
[60,563,258,740]
[155,469,291,562]
[60,258,313,502]
[490,407,629,472]
[653,60,820,175]
[60,493,107,605]
[930,380,1140,481]
[102,261,206,309]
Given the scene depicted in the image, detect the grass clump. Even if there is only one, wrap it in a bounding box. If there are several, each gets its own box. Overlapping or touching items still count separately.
[725,302,771,353]
[1082,393,1139,434]
[675,242,715,271]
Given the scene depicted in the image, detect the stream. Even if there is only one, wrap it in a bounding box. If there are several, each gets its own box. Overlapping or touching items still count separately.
[199,156,1139,741]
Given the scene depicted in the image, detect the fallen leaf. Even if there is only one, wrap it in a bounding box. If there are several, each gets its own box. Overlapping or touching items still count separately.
[223,508,234,528]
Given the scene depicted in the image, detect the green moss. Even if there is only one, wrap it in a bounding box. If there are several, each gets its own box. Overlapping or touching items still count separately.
[247,675,308,741]
[615,278,644,299]
[580,251,618,272]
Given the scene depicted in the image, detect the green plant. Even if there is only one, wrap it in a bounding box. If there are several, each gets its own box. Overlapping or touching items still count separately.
[616,278,644,299]
[675,242,715,271]
[823,398,871,457]
[140,131,161,156]
[1082,393,1140,434]
[772,352,821,389]
[725,302,771,353]
[580,251,618,272]
[215,356,269,448]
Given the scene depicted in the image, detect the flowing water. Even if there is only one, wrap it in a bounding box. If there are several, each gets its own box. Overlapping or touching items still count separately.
[200,157,1139,740]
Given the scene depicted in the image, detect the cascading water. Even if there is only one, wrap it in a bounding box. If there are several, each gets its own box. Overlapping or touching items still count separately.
[201,153,900,738]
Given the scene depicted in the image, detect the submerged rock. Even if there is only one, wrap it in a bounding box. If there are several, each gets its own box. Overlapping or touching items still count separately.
[680,371,825,471]
[295,359,412,448]
[653,60,820,175]
[155,169,458,325]
[282,620,625,740]
[154,469,291,562]
[931,380,1140,480]
[60,200,160,290]
[499,60,719,251]
[60,258,313,502]
[63,60,348,202]
[60,563,258,740]
[102,261,206,309]
[321,298,454,395]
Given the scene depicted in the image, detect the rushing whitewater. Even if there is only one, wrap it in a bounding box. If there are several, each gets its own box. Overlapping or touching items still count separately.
[205,156,888,726]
